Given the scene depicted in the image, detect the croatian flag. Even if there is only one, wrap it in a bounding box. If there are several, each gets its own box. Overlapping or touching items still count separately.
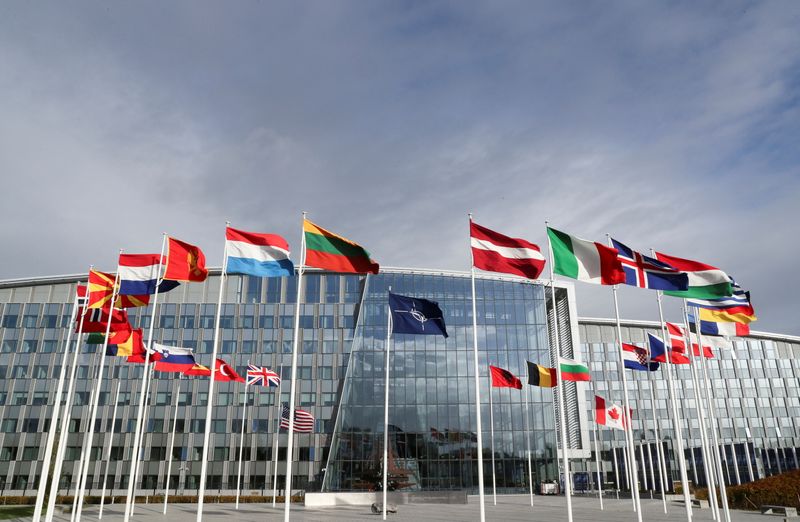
[152,342,198,373]
[225,227,294,277]
[611,238,688,291]
[622,343,658,371]
[118,254,180,295]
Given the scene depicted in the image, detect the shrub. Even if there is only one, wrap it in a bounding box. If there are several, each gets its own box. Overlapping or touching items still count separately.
[695,469,800,511]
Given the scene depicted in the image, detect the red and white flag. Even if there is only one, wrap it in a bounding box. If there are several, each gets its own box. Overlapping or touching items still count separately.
[470,221,545,280]
[214,358,245,383]
[666,322,687,352]
[595,395,630,431]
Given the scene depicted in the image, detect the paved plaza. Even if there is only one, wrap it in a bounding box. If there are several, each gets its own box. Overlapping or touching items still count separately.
[52,495,768,522]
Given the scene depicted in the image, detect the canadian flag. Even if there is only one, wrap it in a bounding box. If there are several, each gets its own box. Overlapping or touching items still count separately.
[595,395,630,431]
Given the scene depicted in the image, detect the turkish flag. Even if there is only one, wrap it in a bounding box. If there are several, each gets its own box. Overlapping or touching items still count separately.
[215,359,245,383]
[164,237,208,282]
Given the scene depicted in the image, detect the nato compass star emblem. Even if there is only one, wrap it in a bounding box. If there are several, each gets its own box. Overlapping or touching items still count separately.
[395,302,432,331]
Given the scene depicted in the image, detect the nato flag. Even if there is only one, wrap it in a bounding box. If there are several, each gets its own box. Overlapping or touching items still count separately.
[388,292,448,338]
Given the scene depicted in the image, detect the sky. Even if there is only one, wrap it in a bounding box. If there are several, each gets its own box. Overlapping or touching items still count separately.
[1,1,798,334]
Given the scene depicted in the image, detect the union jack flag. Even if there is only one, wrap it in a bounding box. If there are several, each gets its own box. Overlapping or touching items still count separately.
[246,364,281,387]
[611,238,688,291]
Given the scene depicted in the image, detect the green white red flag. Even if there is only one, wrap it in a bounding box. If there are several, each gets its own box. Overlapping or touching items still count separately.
[546,227,625,285]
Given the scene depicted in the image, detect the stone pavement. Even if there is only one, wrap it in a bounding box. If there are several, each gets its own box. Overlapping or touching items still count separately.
[51,495,767,521]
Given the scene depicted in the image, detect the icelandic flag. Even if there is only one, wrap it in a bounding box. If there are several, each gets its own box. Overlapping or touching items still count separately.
[388,292,448,337]
[152,342,198,373]
[225,227,294,277]
[611,238,689,291]
[622,343,658,371]
[118,254,180,295]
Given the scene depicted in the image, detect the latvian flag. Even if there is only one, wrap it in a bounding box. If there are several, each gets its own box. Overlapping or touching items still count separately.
[470,221,545,280]
[280,404,315,433]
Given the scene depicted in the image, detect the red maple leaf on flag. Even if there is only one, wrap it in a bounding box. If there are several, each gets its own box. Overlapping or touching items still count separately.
[608,408,620,421]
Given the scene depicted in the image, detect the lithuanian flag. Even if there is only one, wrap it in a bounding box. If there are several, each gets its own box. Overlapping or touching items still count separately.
[303,220,379,274]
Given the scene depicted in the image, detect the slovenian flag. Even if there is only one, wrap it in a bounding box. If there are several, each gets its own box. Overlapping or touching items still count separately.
[225,227,294,277]
[152,342,198,373]
[118,254,180,295]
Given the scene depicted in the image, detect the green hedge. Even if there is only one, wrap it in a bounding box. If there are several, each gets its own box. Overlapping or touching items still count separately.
[696,469,800,510]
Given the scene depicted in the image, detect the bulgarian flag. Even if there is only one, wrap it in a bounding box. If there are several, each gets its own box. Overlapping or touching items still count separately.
[303,219,379,274]
[547,227,625,285]
[559,357,591,382]
[655,251,732,299]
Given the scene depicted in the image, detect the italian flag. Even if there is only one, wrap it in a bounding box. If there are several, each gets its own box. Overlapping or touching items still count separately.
[655,252,732,299]
[547,227,625,285]
[303,220,379,274]
[559,357,591,382]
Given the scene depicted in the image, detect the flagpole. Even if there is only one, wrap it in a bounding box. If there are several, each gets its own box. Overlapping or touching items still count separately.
[681,306,718,519]
[236,362,250,510]
[46,289,88,522]
[544,221,572,522]
[588,343,604,510]
[131,374,157,515]
[652,286,692,522]
[163,376,181,514]
[271,363,284,508]
[694,307,731,522]
[33,289,81,522]
[647,371,668,513]
[284,212,307,522]
[98,380,121,519]
[124,233,167,522]
[382,289,392,521]
[75,262,122,521]
[487,372,497,505]
[524,385,534,507]
[468,214,487,522]
[639,443,648,492]
[612,443,620,498]
[646,443,655,496]
[197,224,231,522]
[71,381,96,522]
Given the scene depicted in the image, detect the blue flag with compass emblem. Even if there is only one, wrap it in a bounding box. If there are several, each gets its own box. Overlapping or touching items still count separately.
[388,292,448,338]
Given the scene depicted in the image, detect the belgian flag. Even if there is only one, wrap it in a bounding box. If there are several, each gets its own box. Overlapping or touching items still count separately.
[526,361,557,388]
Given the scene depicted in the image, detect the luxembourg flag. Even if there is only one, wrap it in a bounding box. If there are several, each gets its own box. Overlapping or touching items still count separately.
[225,227,294,277]
[118,254,180,295]
[151,342,198,373]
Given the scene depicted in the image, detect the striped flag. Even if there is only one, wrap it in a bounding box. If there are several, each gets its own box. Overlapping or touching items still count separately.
[303,219,379,274]
[246,364,281,387]
[547,227,625,285]
[688,278,756,324]
[559,357,591,382]
[225,227,294,277]
[656,251,733,299]
[470,221,545,280]
[280,404,314,433]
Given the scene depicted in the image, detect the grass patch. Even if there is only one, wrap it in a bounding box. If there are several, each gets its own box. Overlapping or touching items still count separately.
[0,505,35,519]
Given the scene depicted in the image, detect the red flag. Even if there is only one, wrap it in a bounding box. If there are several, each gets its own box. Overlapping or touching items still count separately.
[164,237,208,282]
[692,343,714,358]
[470,221,546,280]
[76,308,131,334]
[489,365,522,389]
[215,359,245,383]
[184,363,211,376]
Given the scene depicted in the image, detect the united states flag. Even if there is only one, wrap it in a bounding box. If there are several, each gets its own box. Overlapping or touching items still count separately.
[280,404,314,433]
[246,364,280,387]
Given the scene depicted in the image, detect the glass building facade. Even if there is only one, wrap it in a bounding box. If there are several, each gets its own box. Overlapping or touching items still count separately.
[0,269,797,497]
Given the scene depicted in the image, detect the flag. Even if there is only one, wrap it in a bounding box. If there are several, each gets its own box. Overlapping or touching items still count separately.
[183,363,211,376]
[88,270,150,309]
[470,221,546,280]
[526,361,557,387]
[246,364,281,387]
[86,329,131,345]
[622,343,659,371]
[280,404,315,433]
[214,359,245,383]
[595,395,629,431]
[688,315,750,337]
[687,278,755,323]
[77,308,131,334]
[690,331,732,353]
[655,251,733,299]
[152,343,198,373]
[303,219,379,274]
[126,342,162,364]
[118,254,180,295]
[648,333,689,364]
[610,238,688,291]
[546,227,625,285]
[666,322,687,352]
[388,293,448,337]
[163,237,208,282]
[691,341,714,358]
[106,329,145,357]
[559,357,591,382]
[225,227,294,277]
[76,284,88,305]
[489,365,522,389]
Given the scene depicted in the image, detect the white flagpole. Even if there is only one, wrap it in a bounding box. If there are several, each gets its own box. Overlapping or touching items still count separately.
[382,291,392,521]
[729,442,741,485]
[75,263,123,521]
[609,282,643,522]
[131,374,157,515]
[124,234,168,522]
[592,417,604,509]
[468,214,487,522]
[694,310,731,522]
[487,372,497,505]
[647,372,667,513]
[46,283,90,522]
[236,363,250,510]
[524,385,534,507]
[681,306,718,519]
[72,382,96,522]
[98,380,121,519]
[545,221,572,522]
[271,363,284,507]
[163,376,181,514]
[639,443,648,491]
[612,443,620,497]
[646,443,655,496]
[33,289,81,522]
[197,224,230,522]
[284,212,307,522]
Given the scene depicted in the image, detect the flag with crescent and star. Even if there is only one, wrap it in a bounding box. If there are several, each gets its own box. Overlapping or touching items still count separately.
[388,292,448,337]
